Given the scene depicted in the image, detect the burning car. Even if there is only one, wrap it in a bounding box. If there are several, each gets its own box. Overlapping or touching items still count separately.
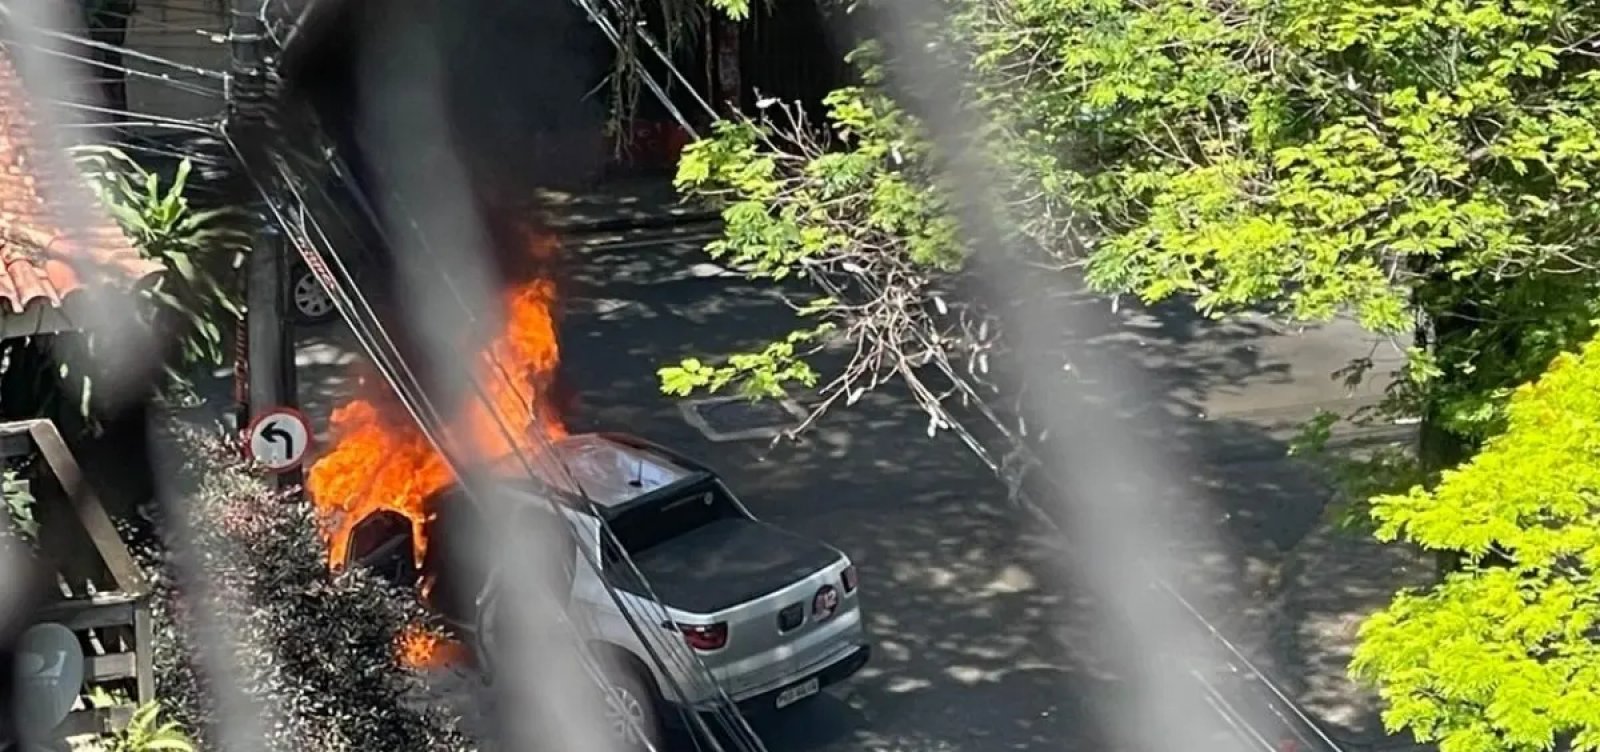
[302,227,866,747]
[346,432,871,750]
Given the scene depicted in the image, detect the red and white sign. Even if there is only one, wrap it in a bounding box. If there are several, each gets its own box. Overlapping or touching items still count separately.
[244,407,313,473]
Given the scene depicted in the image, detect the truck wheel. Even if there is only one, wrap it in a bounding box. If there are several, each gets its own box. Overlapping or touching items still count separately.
[602,667,664,751]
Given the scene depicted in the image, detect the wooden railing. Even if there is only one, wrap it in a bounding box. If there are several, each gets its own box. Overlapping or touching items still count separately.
[2,419,155,739]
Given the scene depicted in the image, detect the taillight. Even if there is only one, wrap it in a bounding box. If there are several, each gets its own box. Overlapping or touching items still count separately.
[677,622,728,651]
[841,565,858,594]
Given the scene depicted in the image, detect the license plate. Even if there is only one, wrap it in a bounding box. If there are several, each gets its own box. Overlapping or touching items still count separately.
[775,677,820,709]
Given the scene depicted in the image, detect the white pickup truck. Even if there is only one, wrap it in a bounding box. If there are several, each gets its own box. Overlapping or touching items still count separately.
[346,432,871,749]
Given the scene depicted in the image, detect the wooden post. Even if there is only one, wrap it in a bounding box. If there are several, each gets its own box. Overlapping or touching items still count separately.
[132,607,154,703]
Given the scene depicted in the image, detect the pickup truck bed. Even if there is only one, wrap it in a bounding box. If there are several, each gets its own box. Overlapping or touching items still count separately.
[614,518,841,614]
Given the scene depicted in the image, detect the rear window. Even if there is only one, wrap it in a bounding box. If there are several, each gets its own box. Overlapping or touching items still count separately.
[602,481,744,565]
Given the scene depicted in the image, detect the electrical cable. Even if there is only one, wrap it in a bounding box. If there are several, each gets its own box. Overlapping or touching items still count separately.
[0,7,229,80]
[254,154,448,442]
[256,143,704,752]
[591,0,718,118]
[58,8,231,35]
[233,136,462,524]
[320,143,767,752]
[13,42,225,98]
[812,265,1351,751]
[55,120,218,135]
[1158,579,1349,752]
[44,98,223,133]
[566,0,705,138]
[270,143,730,752]
[103,138,230,167]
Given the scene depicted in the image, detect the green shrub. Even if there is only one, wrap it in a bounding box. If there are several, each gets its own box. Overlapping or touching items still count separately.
[138,424,472,752]
[74,146,248,399]
[104,702,194,752]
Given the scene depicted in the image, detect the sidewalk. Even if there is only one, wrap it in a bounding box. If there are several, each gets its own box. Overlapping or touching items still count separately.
[1192,402,1436,750]
[1263,489,1436,751]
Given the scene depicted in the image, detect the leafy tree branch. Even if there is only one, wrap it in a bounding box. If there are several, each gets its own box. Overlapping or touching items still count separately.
[678,0,1600,744]
[74,146,249,399]
[1353,331,1600,752]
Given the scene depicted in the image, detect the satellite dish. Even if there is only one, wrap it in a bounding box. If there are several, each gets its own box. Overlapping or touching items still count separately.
[11,623,84,742]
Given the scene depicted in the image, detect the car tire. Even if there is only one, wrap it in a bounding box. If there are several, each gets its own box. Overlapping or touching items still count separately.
[289,264,337,324]
[602,666,665,752]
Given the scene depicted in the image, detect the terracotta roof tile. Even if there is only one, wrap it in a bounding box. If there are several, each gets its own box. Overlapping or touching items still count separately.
[0,46,160,317]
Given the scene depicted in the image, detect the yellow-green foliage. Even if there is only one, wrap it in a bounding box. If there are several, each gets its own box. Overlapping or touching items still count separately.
[685,0,1600,746]
[685,0,1600,444]
[663,57,958,399]
[958,0,1600,443]
[105,702,195,752]
[1353,333,1600,752]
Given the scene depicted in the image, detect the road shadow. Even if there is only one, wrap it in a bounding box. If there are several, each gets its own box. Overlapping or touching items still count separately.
[178,218,1416,751]
[553,230,1409,751]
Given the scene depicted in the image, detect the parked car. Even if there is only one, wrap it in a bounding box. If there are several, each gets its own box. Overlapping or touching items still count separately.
[347,432,870,750]
[289,260,338,324]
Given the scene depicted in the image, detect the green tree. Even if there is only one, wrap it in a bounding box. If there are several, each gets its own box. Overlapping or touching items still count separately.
[675,0,1600,746]
[675,0,1600,454]
[1352,332,1600,752]
[979,0,1600,462]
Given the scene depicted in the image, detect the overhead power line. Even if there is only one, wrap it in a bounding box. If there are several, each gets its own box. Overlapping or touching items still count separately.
[257,110,766,750]
[16,42,224,97]
[0,9,229,81]
[238,0,769,735]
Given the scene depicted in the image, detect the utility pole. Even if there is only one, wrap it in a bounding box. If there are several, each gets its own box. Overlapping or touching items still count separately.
[228,0,302,491]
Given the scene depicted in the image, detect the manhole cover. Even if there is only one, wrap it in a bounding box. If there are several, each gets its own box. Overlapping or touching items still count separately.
[680,396,808,442]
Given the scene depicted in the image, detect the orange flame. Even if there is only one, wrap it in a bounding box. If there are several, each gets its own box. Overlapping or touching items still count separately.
[396,624,469,669]
[306,229,566,666]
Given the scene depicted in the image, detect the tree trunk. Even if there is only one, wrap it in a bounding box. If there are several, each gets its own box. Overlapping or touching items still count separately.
[715,14,741,115]
[1415,301,1481,575]
[1421,407,1471,574]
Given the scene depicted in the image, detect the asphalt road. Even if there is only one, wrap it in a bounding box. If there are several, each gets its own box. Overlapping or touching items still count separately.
[545,226,1407,752]
[236,221,1411,752]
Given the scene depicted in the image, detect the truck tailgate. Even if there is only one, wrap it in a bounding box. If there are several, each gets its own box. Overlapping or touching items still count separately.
[617,518,840,615]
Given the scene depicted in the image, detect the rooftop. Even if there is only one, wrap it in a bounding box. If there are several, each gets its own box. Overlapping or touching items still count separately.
[0,46,161,326]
